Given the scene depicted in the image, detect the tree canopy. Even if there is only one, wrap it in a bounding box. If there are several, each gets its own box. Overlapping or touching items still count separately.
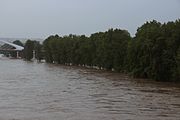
[23,19,180,82]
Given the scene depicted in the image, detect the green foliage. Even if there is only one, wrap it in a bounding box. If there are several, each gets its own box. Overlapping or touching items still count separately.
[42,29,131,71]
[34,41,43,61]
[41,19,180,82]
[23,40,43,61]
[175,47,180,80]
[127,20,180,81]
[13,40,24,47]
[24,40,34,60]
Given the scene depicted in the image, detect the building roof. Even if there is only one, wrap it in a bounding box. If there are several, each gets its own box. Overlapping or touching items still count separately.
[0,40,24,51]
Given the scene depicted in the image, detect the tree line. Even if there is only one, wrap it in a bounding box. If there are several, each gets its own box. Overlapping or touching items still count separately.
[22,20,180,81]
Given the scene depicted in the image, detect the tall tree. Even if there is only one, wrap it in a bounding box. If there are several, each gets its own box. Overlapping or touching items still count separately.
[24,40,34,60]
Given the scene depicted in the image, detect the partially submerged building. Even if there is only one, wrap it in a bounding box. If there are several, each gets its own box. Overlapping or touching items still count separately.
[0,40,24,58]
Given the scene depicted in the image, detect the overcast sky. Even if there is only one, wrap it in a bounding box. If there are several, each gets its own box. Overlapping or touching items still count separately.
[0,0,179,38]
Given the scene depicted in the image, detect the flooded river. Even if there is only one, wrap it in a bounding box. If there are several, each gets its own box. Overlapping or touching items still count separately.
[0,59,180,120]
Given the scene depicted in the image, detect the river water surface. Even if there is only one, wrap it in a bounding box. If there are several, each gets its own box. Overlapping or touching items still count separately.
[0,59,180,120]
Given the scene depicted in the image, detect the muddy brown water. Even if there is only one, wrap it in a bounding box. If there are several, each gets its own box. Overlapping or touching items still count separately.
[0,59,180,120]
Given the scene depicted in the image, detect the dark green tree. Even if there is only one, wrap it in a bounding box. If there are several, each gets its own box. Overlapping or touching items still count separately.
[41,19,179,82]
[23,40,34,60]
[34,41,44,61]
[13,40,24,47]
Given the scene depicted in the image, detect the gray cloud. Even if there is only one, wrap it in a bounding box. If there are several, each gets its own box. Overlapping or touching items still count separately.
[0,0,179,38]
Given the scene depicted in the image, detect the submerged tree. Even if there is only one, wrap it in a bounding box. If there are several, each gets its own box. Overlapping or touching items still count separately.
[41,19,180,82]
[23,40,34,60]
[34,41,43,61]
[127,20,180,81]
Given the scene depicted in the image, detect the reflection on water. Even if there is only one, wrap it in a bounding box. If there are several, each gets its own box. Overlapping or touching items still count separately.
[0,59,180,120]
